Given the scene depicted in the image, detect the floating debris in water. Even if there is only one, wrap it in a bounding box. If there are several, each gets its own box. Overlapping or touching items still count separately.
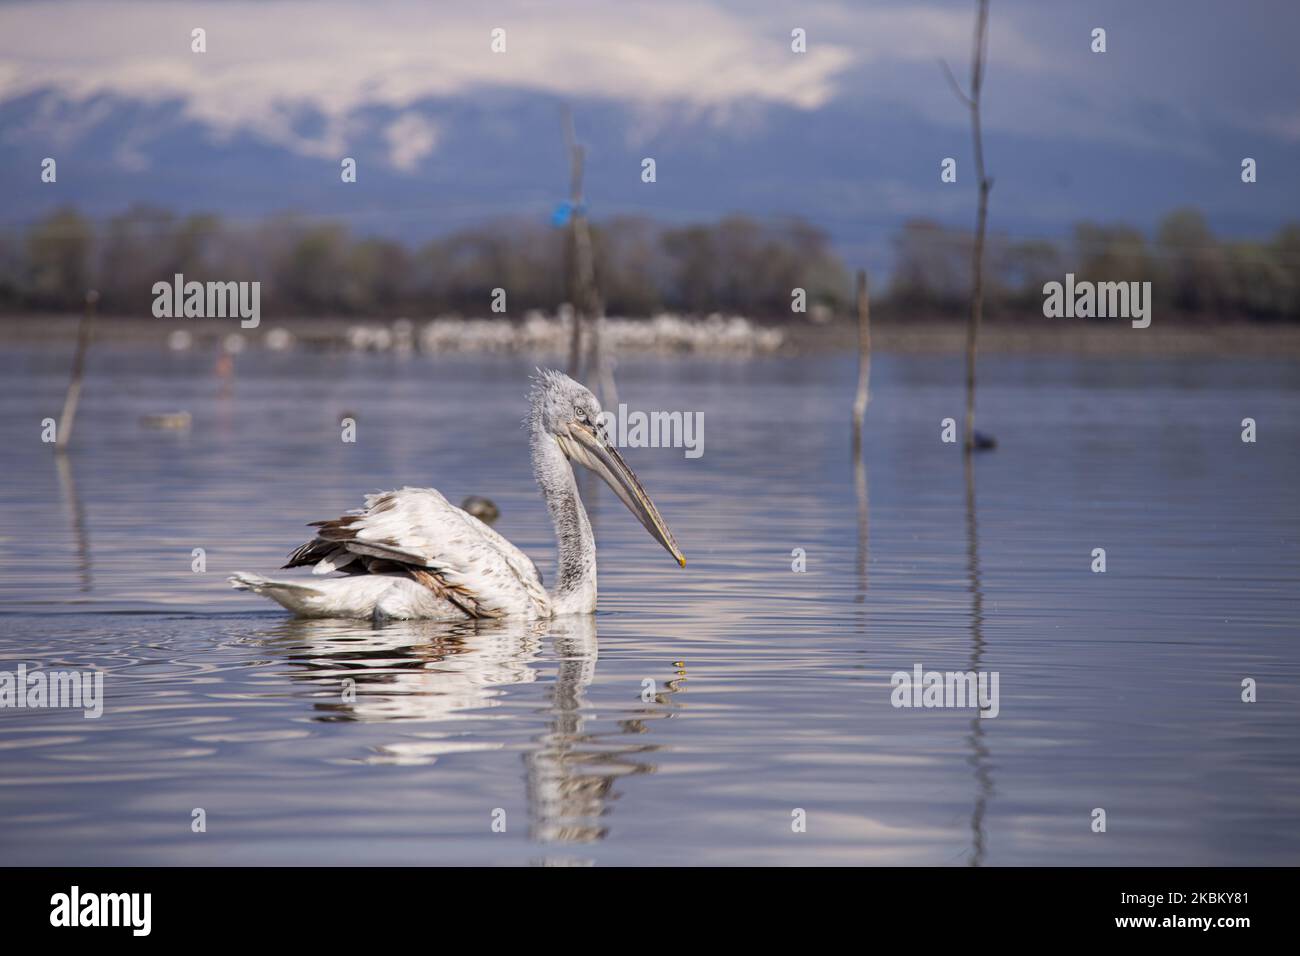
[140,412,192,430]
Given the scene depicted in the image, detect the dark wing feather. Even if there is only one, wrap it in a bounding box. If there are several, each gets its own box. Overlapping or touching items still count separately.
[281,489,543,619]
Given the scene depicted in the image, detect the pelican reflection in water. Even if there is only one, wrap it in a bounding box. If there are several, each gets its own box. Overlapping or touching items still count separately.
[262,614,681,843]
[231,370,684,620]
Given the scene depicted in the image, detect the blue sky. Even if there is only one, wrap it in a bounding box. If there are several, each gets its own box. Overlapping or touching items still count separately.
[1,0,1296,275]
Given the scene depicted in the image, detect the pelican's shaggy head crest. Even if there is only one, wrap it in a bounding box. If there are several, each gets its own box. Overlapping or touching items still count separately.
[528,368,684,568]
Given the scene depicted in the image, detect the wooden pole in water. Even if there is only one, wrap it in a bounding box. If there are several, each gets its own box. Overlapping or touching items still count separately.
[563,107,588,381]
[944,0,994,453]
[56,289,98,451]
[851,269,871,456]
[561,106,616,403]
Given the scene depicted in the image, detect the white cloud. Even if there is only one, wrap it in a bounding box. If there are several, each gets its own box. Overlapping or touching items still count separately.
[384,112,439,171]
[0,0,861,157]
[1,0,1270,163]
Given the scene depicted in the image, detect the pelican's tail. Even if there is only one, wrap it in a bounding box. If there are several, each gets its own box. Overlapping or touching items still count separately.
[228,571,460,620]
[228,572,334,616]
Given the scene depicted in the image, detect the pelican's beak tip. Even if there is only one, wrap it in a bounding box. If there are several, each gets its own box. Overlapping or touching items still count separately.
[676,555,686,568]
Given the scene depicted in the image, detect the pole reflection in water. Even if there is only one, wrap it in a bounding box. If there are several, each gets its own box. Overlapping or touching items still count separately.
[963,451,995,866]
[854,453,869,605]
[255,613,683,846]
[55,451,92,592]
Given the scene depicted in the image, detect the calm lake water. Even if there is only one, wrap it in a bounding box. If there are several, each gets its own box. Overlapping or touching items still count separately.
[1,341,1298,865]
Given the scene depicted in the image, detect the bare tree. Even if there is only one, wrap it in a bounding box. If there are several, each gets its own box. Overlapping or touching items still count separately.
[943,0,995,452]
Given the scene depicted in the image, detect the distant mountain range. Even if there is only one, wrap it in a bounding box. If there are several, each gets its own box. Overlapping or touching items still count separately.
[3,0,1298,282]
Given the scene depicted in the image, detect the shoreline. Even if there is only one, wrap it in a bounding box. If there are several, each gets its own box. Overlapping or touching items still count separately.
[4,313,1300,358]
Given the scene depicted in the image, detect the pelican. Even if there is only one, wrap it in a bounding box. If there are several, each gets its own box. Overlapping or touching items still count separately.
[229,370,684,620]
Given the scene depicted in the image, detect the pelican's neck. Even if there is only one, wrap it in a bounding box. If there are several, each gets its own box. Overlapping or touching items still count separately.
[531,424,597,615]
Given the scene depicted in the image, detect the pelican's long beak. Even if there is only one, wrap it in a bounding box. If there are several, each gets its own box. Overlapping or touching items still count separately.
[561,421,686,567]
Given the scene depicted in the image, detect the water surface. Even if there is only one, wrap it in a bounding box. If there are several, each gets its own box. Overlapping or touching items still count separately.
[1,344,1298,864]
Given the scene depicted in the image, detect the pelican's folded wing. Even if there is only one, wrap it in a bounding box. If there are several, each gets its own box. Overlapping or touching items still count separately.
[284,487,550,619]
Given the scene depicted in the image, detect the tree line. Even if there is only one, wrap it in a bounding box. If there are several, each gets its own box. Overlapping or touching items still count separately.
[1,204,1296,321]
[890,210,1300,321]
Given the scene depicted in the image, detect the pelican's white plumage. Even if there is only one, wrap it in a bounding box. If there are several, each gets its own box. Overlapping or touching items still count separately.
[231,487,549,619]
[230,370,684,621]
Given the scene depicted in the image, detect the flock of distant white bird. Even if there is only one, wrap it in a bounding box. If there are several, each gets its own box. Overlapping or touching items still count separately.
[166,312,784,357]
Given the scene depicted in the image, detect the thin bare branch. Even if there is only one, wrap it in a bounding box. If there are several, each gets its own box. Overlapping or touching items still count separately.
[940,58,973,109]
